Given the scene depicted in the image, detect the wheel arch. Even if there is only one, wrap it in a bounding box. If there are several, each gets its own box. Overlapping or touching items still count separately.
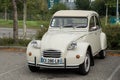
[87,46,94,66]
[77,42,94,66]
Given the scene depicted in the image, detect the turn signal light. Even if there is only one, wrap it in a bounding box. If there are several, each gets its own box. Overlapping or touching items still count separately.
[76,55,80,59]
[28,52,32,56]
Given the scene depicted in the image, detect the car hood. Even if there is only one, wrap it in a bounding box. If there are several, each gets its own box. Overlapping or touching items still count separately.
[41,31,86,52]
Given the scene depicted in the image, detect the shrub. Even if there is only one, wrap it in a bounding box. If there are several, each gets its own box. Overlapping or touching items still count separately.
[17,39,31,46]
[103,25,120,49]
[0,38,31,46]
[50,3,69,14]
[35,27,48,39]
[0,38,14,46]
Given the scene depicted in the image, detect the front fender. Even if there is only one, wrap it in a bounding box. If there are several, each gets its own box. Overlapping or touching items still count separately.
[66,42,90,66]
[26,40,41,64]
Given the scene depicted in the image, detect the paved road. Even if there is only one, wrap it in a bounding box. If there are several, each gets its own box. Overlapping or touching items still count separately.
[0,28,37,39]
[0,50,120,80]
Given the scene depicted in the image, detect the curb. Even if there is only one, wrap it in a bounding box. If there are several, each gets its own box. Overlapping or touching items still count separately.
[0,46,26,52]
[106,50,120,56]
[106,50,120,53]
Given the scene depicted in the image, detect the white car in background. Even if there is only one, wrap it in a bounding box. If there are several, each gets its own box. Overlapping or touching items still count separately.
[26,10,107,75]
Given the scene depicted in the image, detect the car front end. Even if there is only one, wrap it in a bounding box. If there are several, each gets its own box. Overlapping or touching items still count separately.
[26,31,87,69]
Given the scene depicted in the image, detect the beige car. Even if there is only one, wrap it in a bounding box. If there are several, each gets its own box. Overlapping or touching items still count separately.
[26,10,107,75]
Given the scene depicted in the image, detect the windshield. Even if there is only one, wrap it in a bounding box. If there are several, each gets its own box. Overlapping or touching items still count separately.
[51,17,88,28]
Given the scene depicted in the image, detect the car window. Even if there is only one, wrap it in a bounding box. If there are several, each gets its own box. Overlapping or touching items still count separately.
[51,17,88,28]
[89,16,95,31]
[95,16,100,29]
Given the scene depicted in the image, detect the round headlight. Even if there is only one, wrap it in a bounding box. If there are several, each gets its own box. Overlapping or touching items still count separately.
[67,42,77,50]
[31,40,40,49]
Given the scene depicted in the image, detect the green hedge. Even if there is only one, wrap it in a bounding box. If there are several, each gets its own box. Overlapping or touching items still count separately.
[103,25,120,49]
[0,38,31,46]
[35,27,48,39]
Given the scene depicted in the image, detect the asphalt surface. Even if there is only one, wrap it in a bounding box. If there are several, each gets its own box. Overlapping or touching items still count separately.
[0,28,37,39]
[0,50,120,80]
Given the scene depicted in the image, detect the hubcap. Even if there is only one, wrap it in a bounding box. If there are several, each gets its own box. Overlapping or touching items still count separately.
[84,54,90,72]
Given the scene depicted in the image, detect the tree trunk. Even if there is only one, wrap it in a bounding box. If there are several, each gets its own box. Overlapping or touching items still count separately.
[4,7,7,21]
[12,0,18,43]
[105,5,108,25]
[23,0,27,39]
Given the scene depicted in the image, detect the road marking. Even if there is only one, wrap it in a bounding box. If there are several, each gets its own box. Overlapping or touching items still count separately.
[0,66,24,77]
[107,64,120,80]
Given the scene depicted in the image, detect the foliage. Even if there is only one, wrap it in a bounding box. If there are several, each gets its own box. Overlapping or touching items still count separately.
[103,25,120,49]
[75,0,90,10]
[0,0,11,12]
[27,0,49,20]
[90,0,120,16]
[90,0,106,15]
[50,3,69,14]
[0,0,50,21]
[104,0,116,5]
[0,38,31,46]
[27,0,48,14]
[104,0,116,16]
[0,0,118,20]
[35,27,48,39]
[100,16,106,27]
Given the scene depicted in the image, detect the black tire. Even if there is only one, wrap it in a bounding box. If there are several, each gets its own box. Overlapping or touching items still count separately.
[99,50,106,59]
[78,51,91,75]
[28,65,39,72]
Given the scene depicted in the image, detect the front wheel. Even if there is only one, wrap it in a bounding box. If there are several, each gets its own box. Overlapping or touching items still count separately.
[28,65,39,72]
[78,51,91,75]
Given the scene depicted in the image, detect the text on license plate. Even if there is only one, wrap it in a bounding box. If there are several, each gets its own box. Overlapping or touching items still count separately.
[41,57,62,64]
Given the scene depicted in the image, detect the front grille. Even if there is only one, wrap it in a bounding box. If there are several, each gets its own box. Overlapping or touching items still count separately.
[43,50,61,58]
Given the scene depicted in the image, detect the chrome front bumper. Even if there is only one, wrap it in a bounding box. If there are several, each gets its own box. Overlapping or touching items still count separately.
[28,57,79,69]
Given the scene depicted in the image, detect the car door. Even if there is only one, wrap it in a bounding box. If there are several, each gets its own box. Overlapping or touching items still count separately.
[87,15,101,55]
[94,15,101,52]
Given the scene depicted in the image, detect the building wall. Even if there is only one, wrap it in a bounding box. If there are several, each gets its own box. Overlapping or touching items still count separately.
[48,0,76,10]
[60,0,76,10]
[48,0,60,9]
[60,0,75,3]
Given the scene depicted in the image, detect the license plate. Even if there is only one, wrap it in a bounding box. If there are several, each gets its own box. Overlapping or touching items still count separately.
[41,57,62,64]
